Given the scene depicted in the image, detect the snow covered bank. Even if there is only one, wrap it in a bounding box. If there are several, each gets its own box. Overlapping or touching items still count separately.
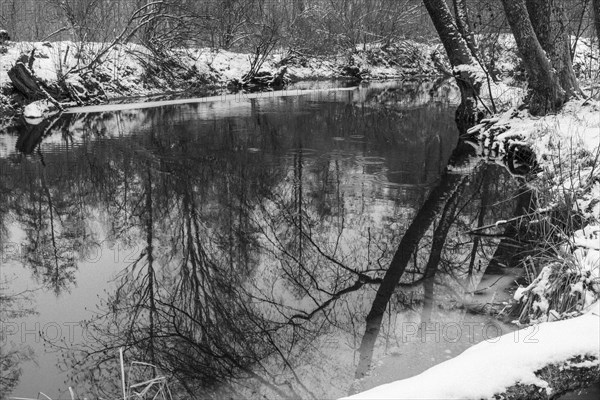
[344,303,599,399]
[0,39,440,122]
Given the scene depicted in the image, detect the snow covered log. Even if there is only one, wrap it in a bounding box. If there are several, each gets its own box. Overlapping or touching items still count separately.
[7,62,45,99]
[344,303,599,400]
[340,65,370,81]
[7,60,64,112]
[7,55,108,119]
[234,66,290,91]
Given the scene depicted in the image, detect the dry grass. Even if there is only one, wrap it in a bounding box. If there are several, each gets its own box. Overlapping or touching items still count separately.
[9,348,173,400]
[508,136,600,325]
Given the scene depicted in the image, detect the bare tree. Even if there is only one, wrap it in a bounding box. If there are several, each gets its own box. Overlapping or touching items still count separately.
[244,5,283,81]
[0,281,35,395]
[46,0,102,42]
[205,0,255,49]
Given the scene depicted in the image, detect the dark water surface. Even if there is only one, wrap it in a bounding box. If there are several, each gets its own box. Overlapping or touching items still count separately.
[1,82,521,399]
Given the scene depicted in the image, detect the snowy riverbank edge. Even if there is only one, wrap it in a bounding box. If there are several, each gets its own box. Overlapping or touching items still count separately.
[344,303,599,400]
[346,99,600,399]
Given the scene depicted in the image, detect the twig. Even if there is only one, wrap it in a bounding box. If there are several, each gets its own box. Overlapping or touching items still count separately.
[464,209,551,235]
[468,276,504,294]
[41,26,70,42]
[464,215,524,233]
[120,347,127,400]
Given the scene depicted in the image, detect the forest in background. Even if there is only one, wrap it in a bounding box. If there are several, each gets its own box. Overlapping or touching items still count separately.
[0,0,596,58]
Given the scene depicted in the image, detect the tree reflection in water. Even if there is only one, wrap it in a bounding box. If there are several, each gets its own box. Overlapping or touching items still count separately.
[1,82,523,398]
[0,279,36,394]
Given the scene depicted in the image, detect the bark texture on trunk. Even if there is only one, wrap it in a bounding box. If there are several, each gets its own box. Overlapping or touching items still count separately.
[423,0,484,133]
[452,0,479,59]
[526,0,581,96]
[423,0,473,67]
[8,62,45,99]
[594,0,600,47]
[501,0,566,115]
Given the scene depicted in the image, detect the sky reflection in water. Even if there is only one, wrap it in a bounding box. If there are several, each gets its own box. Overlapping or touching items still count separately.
[0,82,520,399]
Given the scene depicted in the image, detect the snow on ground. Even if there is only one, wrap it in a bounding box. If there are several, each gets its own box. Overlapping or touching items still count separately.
[572,37,600,88]
[0,41,250,98]
[482,80,526,110]
[0,39,438,109]
[191,47,255,82]
[527,101,600,168]
[344,302,600,400]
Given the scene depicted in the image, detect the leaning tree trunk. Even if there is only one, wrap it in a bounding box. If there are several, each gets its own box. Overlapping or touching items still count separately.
[353,172,466,383]
[423,0,485,134]
[419,175,468,321]
[501,0,566,115]
[526,0,581,97]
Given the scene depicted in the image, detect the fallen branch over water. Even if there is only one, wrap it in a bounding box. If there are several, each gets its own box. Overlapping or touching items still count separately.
[464,210,552,235]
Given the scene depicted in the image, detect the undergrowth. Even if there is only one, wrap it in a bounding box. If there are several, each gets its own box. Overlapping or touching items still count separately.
[508,133,600,325]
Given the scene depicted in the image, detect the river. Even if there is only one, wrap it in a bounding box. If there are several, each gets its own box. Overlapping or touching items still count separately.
[1,81,526,399]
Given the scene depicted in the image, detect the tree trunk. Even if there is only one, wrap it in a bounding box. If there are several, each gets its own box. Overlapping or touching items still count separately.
[467,166,491,275]
[594,0,600,47]
[525,0,581,96]
[420,175,468,321]
[8,62,44,99]
[452,0,479,59]
[423,0,473,67]
[353,171,465,382]
[501,0,566,115]
[422,0,485,133]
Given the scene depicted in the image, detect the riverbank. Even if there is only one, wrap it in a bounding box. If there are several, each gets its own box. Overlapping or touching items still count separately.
[0,39,441,126]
